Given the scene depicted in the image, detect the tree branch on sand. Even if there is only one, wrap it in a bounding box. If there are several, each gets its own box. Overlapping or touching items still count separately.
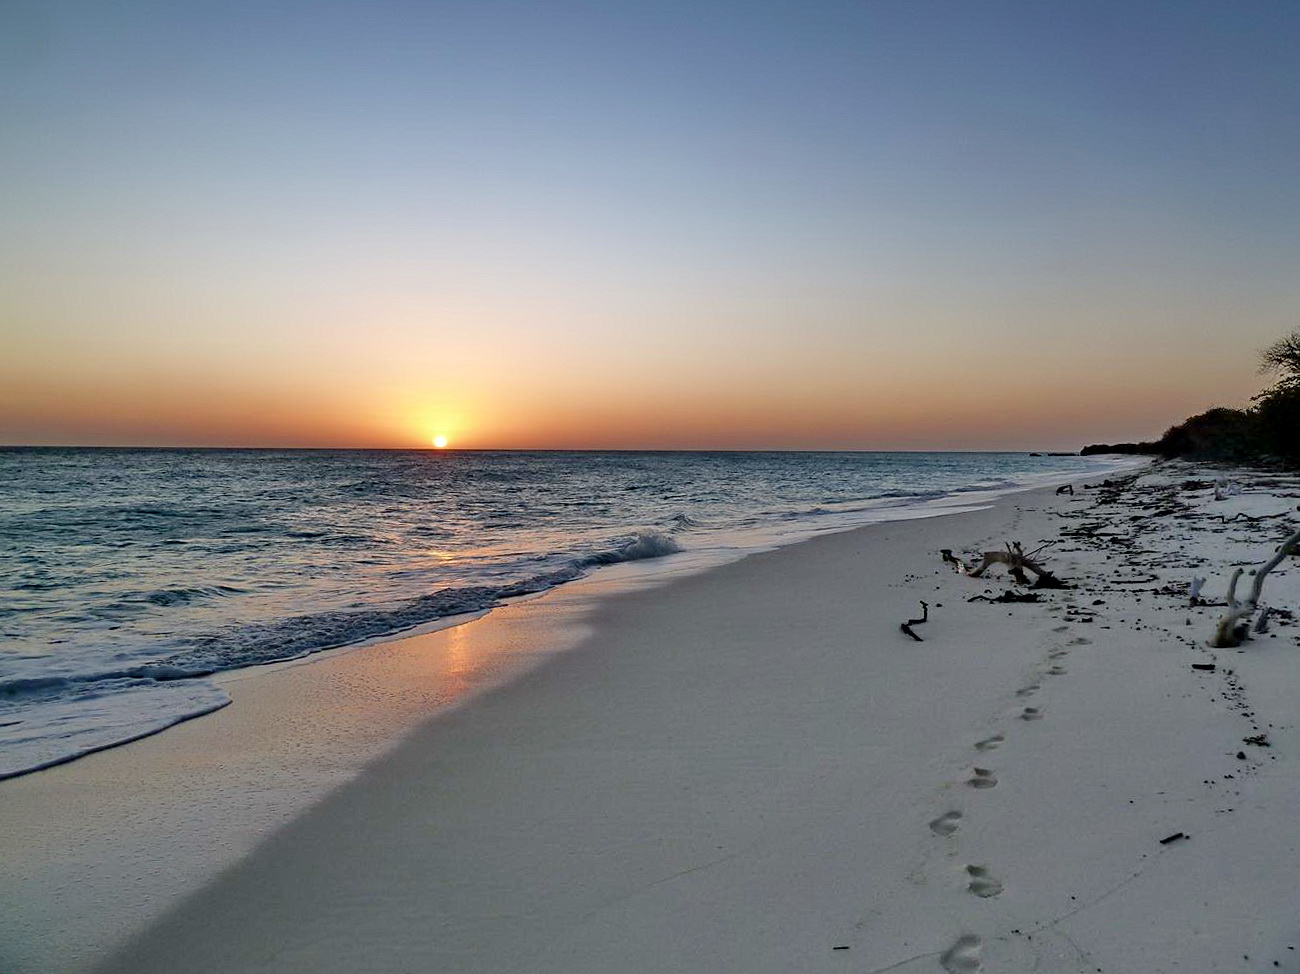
[1253,606,1276,634]
[966,542,1066,588]
[940,549,966,572]
[1211,528,1300,647]
[900,601,929,641]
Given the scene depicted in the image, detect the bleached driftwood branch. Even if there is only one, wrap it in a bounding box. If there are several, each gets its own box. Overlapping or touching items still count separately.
[1248,531,1299,604]
[967,542,1064,587]
[1254,606,1275,634]
[1210,528,1300,647]
[1215,480,1240,501]
[1212,568,1248,648]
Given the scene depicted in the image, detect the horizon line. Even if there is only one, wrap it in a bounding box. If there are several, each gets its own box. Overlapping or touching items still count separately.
[0,443,1089,455]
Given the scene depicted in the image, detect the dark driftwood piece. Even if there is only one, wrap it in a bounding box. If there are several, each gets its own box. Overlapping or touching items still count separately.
[1055,484,1074,495]
[900,600,929,641]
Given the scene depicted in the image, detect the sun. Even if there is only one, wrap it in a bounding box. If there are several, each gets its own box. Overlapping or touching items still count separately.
[432,435,449,449]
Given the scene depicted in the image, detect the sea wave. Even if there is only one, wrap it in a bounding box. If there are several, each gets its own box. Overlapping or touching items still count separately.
[0,674,230,780]
[666,512,704,528]
[136,585,246,607]
[778,492,945,519]
[0,529,685,780]
[578,530,681,565]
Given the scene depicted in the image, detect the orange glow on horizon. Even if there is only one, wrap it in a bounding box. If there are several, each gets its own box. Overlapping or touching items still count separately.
[0,334,1265,452]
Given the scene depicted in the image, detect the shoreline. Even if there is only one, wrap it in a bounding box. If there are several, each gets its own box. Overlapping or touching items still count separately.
[16,457,1298,973]
[0,476,1085,974]
[1,453,1135,785]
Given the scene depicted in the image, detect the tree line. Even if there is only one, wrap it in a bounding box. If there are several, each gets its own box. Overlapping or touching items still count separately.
[1081,331,1300,466]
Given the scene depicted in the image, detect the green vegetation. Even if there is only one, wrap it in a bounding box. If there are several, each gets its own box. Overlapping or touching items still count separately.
[1254,331,1300,464]
[1082,330,1300,466]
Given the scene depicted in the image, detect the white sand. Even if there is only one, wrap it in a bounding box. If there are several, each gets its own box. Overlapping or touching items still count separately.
[7,463,1300,973]
[0,559,695,974]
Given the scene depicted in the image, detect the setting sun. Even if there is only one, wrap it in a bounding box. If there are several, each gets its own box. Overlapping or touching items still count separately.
[432,435,449,449]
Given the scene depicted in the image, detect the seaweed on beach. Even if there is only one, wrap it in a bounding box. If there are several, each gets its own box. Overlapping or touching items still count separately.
[967,590,1042,604]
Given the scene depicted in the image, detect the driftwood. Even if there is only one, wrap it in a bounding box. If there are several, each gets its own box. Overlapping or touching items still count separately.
[968,541,1065,587]
[939,549,965,573]
[1210,528,1300,647]
[1055,484,1074,496]
[1253,606,1275,634]
[1213,567,1251,647]
[900,601,929,641]
[1215,480,1240,501]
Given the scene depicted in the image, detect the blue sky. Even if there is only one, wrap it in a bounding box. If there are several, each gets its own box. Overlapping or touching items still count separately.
[3,0,1299,447]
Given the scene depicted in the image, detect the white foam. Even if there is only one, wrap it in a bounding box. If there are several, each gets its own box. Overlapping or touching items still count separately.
[0,677,230,780]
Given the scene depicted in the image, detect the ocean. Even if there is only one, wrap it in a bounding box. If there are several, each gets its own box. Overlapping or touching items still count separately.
[0,448,1127,780]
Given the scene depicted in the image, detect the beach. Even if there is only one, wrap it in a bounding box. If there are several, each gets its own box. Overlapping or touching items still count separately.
[10,4,1298,970]
[6,462,1300,973]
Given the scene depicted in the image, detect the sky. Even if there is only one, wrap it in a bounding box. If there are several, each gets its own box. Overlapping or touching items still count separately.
[3,0,1298,450]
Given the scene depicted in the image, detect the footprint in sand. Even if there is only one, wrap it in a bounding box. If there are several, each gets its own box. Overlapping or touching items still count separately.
[967,767,997,789]
[974,733,1005,752]
[1047,664,1067,675]
[1019,706,1043,721]
[941,934,983,972]
[1048,648,1069,659]
[929,810,963,836]
[965,865,1004,898]
[1015,684,1040,698]
[1068,636,1092,646]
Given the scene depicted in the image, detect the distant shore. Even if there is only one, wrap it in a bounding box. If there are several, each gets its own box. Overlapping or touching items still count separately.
[6,460,1300,972]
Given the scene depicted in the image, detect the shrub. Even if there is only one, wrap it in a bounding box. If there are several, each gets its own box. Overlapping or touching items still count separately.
[1079,442,1156,455]
[1155,408,1261,461]
[1254,329,1300,465]
[1079,330,1300,468]
[1254,386,1300,464]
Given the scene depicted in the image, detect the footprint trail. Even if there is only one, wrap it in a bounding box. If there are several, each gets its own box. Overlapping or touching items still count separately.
[929,810,963,836]
[974,733,1004,752]
[964,864,1003,898]
[940,934,983,972]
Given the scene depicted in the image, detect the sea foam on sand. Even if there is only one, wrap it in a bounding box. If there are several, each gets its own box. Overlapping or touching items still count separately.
[5,462,1300,973]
